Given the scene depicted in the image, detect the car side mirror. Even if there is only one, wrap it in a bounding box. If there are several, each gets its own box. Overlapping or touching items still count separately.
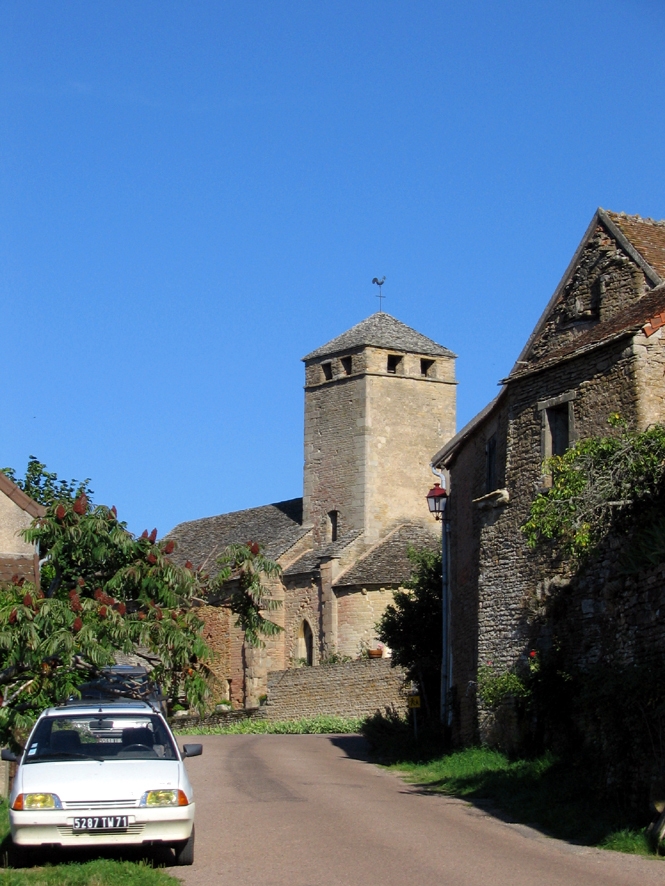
[1,748,18,763]
[182,744,202,758]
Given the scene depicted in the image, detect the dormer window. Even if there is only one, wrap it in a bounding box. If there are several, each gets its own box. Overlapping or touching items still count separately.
[421,358,435,377]
[387,355,403,374]
[341,356,352,376]
[322,362,333,381]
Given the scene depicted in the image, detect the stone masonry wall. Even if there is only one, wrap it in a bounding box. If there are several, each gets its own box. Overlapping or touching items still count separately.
[477,337,639,675]
[449,334,643,742]
[263,659,407,721]
[336,586,397,659]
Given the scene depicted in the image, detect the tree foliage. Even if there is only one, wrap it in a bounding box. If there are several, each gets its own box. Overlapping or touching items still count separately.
[522,416,665,560]
[214,542,283,648]
[376,547,441,717]
[0,493,211,741]
[1,456,92,507]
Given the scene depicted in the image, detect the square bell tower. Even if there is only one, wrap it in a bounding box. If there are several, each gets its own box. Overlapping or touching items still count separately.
[302,313,456,547]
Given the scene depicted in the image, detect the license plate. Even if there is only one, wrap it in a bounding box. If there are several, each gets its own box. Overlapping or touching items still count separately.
[72,816,129,831]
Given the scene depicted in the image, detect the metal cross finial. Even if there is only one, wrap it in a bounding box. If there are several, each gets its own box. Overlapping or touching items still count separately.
[372,276,386,311]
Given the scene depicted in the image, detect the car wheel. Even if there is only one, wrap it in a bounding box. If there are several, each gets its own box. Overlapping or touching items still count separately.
[173,826,194,866]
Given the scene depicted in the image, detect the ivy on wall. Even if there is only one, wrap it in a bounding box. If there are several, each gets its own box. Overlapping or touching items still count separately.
[522,415,665,565]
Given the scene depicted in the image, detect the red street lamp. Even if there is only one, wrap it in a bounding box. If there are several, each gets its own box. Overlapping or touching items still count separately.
[426,482,448,520]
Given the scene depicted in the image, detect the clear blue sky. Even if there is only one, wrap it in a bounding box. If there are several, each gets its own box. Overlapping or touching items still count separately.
[2,0,665,535]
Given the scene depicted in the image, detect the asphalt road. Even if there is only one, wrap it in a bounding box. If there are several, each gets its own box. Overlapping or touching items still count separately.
[169,734,664,886]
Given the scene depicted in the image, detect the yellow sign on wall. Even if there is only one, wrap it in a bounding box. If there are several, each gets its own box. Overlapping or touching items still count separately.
[407,695,421,709]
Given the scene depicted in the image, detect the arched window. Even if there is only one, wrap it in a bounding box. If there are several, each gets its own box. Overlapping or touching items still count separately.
[296,620,314,666]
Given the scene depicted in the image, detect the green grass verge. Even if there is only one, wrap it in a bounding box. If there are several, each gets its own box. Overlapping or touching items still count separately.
[388,747,656,856]
[0,860,180,886]
[175,715,363,735]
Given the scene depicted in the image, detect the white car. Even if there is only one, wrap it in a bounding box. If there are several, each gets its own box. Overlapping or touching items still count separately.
[3,698,202,865]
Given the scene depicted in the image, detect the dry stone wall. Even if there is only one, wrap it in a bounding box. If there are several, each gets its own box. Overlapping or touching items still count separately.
[263,659,407,721]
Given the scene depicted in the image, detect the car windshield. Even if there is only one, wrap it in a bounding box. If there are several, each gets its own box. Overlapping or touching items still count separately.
[24,713,178,763]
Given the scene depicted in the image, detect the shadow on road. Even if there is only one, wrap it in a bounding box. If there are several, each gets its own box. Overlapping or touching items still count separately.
[327,734,370,761]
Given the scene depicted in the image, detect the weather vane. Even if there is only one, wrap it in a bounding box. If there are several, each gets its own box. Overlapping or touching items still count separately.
[372,276,386,311]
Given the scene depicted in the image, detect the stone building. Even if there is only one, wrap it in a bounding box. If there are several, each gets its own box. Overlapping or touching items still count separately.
[169,312,456,707]
[432,208,665,744]
[0,472,45,587]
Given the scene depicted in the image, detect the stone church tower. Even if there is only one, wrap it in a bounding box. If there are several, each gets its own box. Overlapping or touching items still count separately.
[302,313,456,546]
[169,311,457,706]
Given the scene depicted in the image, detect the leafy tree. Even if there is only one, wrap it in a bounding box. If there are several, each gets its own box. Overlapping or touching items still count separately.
[376,547,442,718]
[214,542,283,648]
[0,493,211,743]
[522,416,665,563]
[1,456,92,507]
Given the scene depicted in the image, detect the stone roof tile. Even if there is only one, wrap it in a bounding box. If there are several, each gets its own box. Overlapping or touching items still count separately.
[333,523,439,588]
[303,312,455,361]
[605,211,665,280]
[167,498,308,575]
[282,530,363,576]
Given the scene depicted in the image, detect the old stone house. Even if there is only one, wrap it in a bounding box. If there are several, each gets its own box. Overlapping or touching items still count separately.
[432,208,665,744]
[169,312,456,707]
[0,472,45,587]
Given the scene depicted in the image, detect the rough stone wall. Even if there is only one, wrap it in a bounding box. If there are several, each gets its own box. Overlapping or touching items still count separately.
[283,574,320,665]
[264,659,407,721]
[336,586,398,658]
[449,335,642,742]
[528,225,649,363]
[363,365,456,545]
[448,429,486,744]
[634,328,665,428]
[303,346,456,547]
[303,371,367,545]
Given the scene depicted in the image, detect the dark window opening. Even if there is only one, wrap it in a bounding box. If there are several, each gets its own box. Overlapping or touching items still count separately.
[420,358,435,377]
[486,434,497,493]
[322,362,333,381]
[297,620,314,666]
[547,405,569,456]
[387,355,403,374]
[328,510,339,542]
[341,356,352,375]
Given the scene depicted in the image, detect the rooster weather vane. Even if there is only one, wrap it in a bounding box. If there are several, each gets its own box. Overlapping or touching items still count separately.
[372,276,386,311]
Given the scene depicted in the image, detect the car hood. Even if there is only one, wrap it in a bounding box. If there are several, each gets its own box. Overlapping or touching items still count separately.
[18,760,182,802]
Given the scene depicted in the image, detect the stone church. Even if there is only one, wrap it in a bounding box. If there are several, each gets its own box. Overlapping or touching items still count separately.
[168,312,456,707]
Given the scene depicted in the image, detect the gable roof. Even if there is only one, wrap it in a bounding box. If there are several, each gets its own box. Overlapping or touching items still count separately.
[502,283,665,383]
[604,211,665,281]
[0,473,46,519]
[303,312,455,362]
[510,208,665,378]
[433,207,665,470]
[333,523,439,588]
[282,529,363,576]
[167,498,309,574]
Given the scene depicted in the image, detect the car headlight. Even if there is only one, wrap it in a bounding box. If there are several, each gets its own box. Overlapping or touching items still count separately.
[139,789,189,807]
[12,793,62,810]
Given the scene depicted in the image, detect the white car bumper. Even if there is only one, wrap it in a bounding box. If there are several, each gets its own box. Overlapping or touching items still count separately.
[10,802,195,847]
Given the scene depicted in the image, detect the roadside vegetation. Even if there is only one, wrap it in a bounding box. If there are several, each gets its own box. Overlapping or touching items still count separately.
[361,712,656,857]
[175,715,362,735]
[0,861,180,886]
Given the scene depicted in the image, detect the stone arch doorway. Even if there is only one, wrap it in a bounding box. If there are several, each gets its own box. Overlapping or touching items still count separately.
[296,619,314,666]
